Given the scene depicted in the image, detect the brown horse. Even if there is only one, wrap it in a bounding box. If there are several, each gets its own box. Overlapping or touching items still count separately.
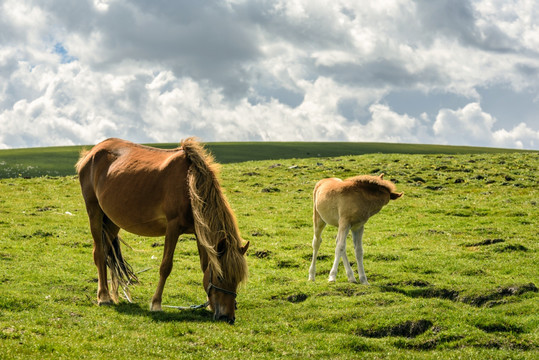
[76,138,248,324]
[308,174,402,284]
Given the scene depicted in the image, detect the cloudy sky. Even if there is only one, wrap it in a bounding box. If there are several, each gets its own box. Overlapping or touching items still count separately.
[1,0,538,149]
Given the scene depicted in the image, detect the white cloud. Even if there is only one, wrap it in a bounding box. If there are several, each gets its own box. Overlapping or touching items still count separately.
[0,0,538,149]
[493,122,539,149]
[433,103,495,144]
[433,102,539,149]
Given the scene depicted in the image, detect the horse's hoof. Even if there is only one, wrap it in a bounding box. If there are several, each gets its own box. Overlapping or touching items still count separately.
[98,300,113,306]
[150,304,163,312]
[348,279,358,284]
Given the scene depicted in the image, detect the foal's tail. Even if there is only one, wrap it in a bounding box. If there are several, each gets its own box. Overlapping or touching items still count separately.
[102,216,138,302]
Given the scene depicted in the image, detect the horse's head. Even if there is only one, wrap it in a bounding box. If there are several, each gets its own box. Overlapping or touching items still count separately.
[203,241,249,325]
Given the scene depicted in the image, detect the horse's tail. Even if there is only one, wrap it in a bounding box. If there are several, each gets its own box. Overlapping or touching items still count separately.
[102,215,138,302]
[75,148,90,174]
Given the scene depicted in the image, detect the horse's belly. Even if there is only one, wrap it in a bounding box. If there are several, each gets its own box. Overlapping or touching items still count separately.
[105,207,168,237]
[97,191,169,237]
[315,201,340,226]
[122,220,168,237]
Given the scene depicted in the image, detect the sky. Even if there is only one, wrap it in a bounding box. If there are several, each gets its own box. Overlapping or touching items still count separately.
[1,0,538,150]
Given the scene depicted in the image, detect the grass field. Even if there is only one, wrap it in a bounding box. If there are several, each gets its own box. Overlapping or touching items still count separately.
[0,143,537,359]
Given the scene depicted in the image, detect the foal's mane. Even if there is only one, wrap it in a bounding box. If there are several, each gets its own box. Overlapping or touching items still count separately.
[181,138,248,286]
[346,175,398,195]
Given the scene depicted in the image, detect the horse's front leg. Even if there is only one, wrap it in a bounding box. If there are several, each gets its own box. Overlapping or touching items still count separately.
[352,226,369,285]
[150,221,182,311]
[329,223,351,282]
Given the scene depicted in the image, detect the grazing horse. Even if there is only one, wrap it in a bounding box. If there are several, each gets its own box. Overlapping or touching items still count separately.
[76,138,248,324]
[308,174,402,284]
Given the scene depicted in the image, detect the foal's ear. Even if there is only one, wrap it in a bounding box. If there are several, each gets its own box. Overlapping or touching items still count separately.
[240,241,250,255]
[390,192,403,200]
[379,173,385,179]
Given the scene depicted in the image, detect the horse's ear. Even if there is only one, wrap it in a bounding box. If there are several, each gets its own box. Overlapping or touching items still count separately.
[379,173,385,179]
[390,192,403,200]
[240,241,250,255]
[217,239,227,257]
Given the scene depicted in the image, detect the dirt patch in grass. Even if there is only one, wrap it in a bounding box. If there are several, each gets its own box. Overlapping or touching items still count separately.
[382,283,537,307]
[384,280,431,287]
[287,293,308,303]
[494,244,528,252]
[466,238,505,247]
[253,250,271,259]
[462,283,537,307]
[302,253,330,261]
[261,187,280,193]
[276,259,300,268]
[475,322,525,334]
[270,292,309,303]
[357,319,433,338]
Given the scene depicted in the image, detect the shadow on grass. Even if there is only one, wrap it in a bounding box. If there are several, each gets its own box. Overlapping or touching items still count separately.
[114,302,213,323]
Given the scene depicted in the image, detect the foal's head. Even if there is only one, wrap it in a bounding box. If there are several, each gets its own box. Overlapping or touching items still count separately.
[203,241,249,325]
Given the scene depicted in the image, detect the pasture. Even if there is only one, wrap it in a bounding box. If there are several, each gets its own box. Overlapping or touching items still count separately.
[0,144,537,359]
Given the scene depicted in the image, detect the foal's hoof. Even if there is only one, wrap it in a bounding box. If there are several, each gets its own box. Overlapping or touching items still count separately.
[97,300,113,306]
[150,303,163,312]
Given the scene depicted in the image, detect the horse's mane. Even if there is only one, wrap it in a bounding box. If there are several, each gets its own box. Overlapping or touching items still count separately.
[181,137,248,285]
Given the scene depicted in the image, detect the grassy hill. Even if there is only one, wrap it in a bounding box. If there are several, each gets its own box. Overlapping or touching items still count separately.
[0,141,533,179]
[0,149,537,359]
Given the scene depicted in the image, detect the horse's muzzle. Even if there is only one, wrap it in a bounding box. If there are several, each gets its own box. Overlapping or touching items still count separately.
[216,314,235,325]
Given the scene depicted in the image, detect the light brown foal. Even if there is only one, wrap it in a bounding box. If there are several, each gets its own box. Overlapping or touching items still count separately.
[308,174,402,284]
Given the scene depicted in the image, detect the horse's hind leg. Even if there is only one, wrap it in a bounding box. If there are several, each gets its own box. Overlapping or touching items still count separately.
[352,226,368,285]
[85,201,113,305]
[103,217,121,302]
[341,244,357,283]
[329,223,351,282]
[308,209,326,281]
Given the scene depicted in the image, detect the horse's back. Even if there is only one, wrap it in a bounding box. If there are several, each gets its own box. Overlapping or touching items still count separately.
[76,138,192,236]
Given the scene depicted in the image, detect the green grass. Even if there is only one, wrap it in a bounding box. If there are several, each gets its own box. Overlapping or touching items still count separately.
[0,145,537,359]
[0,141,531,179]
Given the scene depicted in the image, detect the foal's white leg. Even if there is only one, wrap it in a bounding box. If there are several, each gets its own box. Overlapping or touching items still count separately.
[329,224,351,282]
[341,248,357,283]
[352,226,369,285]
[308,212,326,281]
